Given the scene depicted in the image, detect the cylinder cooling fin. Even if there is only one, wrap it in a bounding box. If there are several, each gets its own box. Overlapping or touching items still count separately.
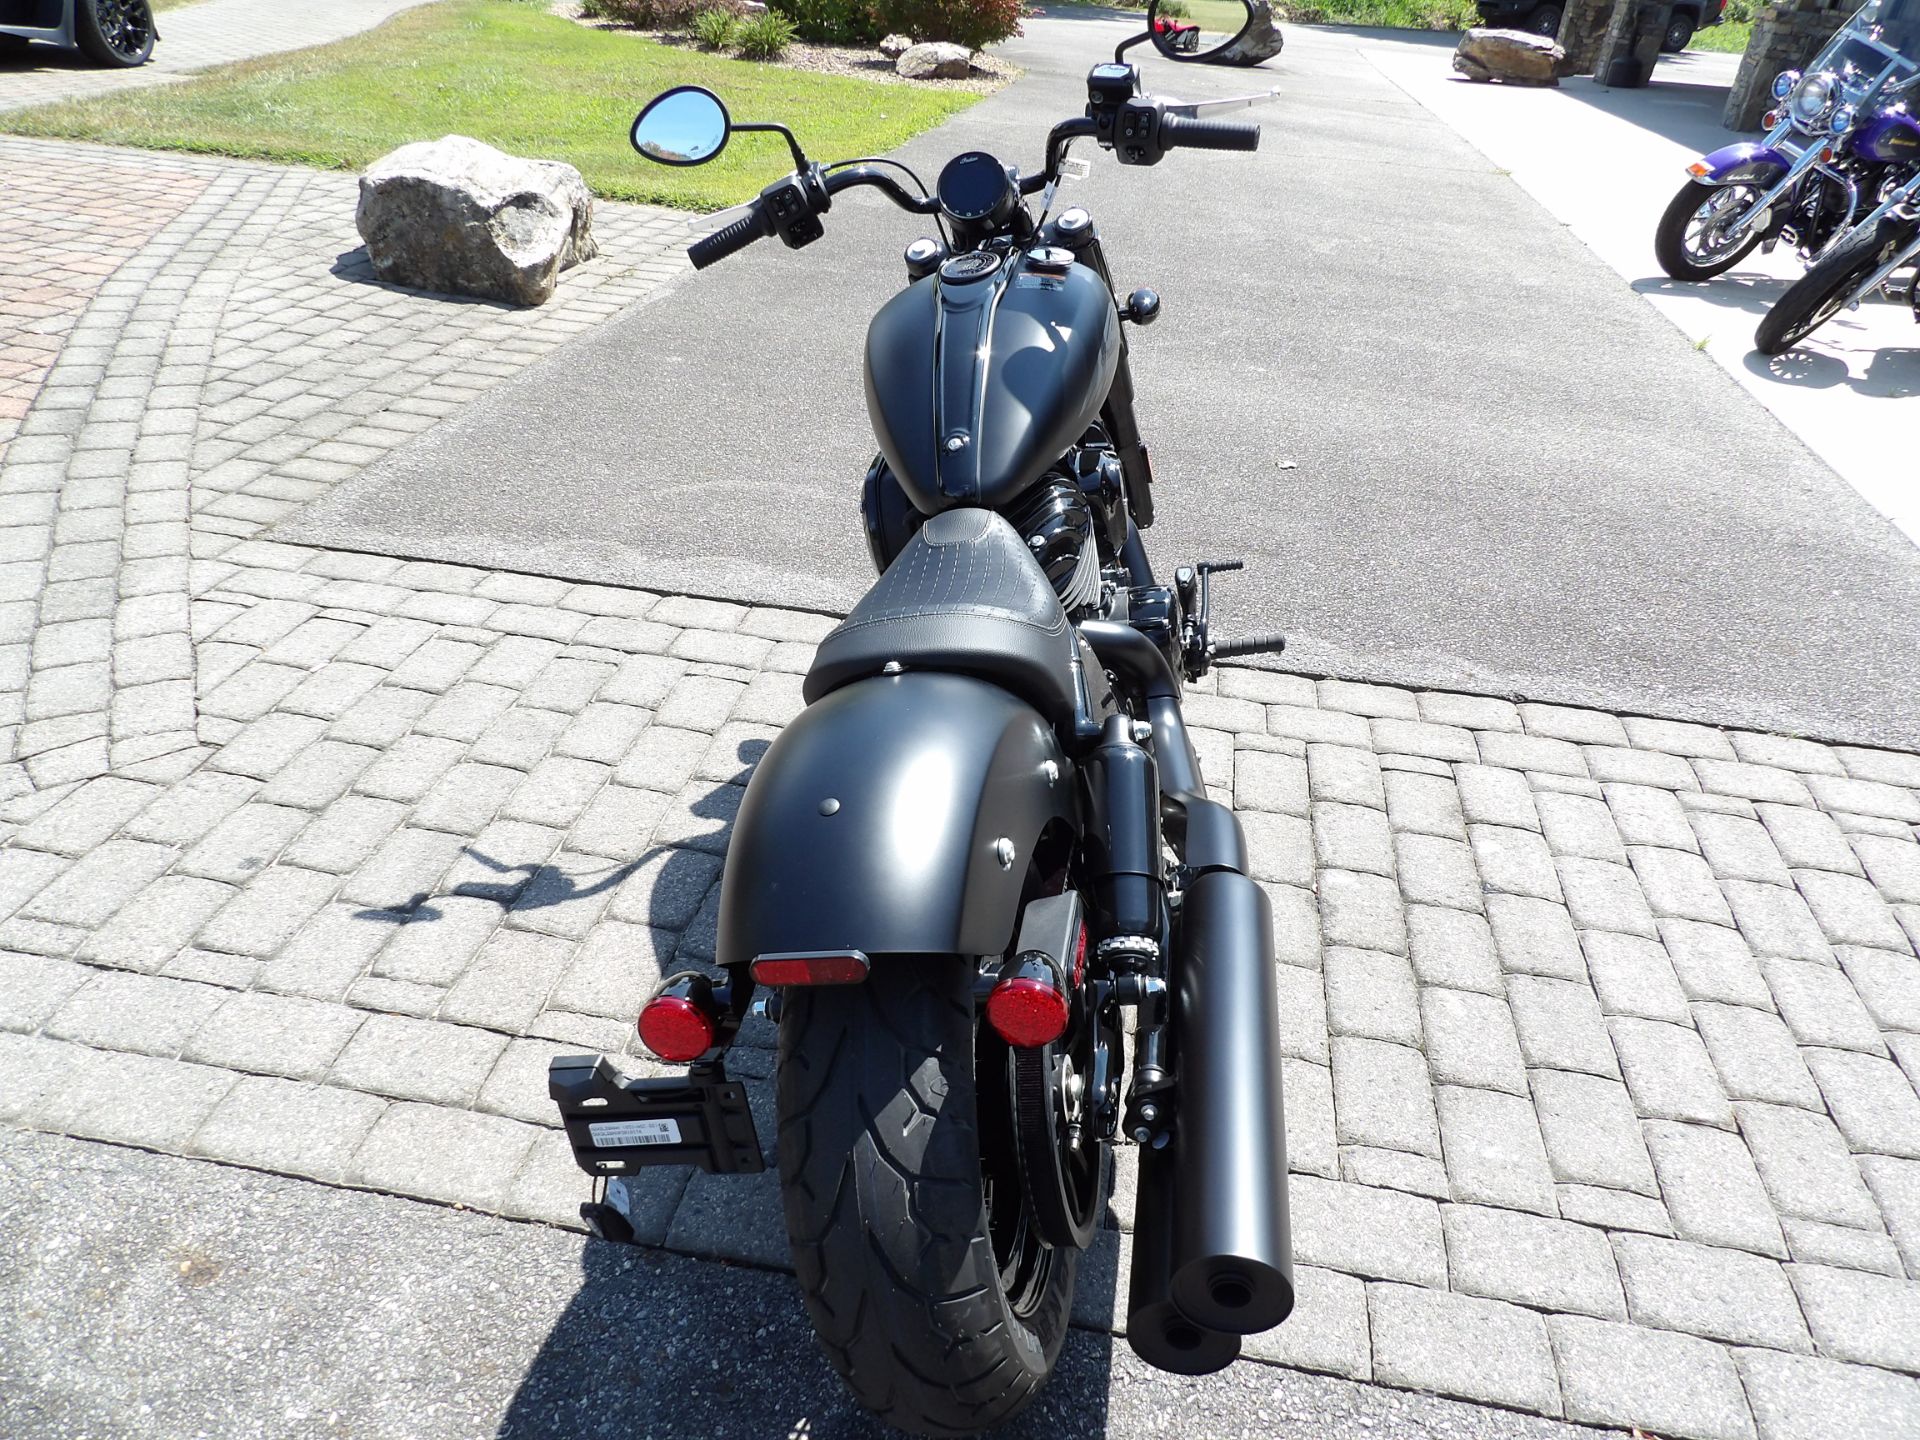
[1007,477,1102,612]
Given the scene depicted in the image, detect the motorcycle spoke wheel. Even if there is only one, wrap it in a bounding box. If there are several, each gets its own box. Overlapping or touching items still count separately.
[1656,180,1764,281]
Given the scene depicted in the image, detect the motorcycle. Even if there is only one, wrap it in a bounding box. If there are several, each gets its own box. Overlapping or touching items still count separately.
[1754,163,1920,350]
[1654,0,1920,282]
[547,2,1295,1432]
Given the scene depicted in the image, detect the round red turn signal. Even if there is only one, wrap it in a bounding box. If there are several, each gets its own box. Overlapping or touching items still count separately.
[985,976,1070,1049]
[638,994,716,1063]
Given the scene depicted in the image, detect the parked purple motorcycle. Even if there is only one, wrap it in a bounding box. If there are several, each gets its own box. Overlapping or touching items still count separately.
[1654,0,1920,281]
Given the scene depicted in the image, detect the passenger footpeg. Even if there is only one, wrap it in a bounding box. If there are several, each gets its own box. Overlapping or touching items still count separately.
[1176,559,1285,677]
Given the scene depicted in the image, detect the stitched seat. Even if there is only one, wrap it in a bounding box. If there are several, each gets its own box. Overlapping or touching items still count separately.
[803,508,1079,727]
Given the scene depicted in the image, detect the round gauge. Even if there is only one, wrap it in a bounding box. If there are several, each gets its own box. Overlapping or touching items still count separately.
[938,151,1015,226]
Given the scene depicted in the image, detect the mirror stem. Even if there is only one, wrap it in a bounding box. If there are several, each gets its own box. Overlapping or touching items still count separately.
[733,120,809,172]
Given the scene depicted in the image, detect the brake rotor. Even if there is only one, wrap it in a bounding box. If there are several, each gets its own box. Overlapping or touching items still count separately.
[1009,1000,1105,1250]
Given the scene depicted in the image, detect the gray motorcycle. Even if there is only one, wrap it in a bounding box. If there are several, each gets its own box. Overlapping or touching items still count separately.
[548,3,1297,1432]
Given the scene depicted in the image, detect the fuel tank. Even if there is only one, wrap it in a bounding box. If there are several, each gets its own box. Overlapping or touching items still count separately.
[1855,110,1920,166]
[865,251,1122,514]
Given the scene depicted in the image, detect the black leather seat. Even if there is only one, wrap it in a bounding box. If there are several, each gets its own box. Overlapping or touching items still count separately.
[804,508,1080,727]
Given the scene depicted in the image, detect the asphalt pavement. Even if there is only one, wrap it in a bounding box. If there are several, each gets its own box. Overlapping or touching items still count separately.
[0,1129,1619,1440]
[282,16,1920,751]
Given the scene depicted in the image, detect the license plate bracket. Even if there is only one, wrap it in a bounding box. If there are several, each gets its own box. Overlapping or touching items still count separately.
[549,1053,764,1176]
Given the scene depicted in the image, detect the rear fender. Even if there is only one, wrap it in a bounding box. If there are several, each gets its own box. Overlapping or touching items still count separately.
[716,672,1074,969]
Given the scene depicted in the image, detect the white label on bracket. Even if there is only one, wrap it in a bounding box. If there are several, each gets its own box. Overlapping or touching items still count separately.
[589,1118,682,1148]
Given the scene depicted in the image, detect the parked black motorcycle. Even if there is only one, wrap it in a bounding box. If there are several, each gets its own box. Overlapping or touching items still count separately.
[548,3,1295,1432]
[1754,165,1920,351]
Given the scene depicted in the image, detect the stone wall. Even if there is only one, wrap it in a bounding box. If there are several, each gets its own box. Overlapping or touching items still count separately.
[1724,0,1851,129]
[1558,0,1616,73]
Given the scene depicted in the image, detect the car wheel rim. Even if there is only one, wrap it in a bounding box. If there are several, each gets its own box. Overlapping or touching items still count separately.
[96,0,153,59]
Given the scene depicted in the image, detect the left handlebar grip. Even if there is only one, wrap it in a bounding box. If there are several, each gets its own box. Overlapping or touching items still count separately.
[688,207,768,270]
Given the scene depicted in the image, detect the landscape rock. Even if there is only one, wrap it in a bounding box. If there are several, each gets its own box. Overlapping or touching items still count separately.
[355,135,597,308]
[896,40,971,79]
[1217,0,1285,64]
[1453,27,1563,86]
[878,32,912,58]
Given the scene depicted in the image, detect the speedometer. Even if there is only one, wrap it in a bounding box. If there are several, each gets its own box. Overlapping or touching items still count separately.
[937,151,1016,227]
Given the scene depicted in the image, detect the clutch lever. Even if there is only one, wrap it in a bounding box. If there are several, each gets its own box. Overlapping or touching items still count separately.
[1162,88,1281,119]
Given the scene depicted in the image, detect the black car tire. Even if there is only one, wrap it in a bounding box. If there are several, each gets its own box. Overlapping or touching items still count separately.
[1524,3,1564,35]
[1662,13,1696,50]
[1755,218,1903,355]
[75,0,155,67]
[1655,178,1763,281]
[777,958,1077,1436]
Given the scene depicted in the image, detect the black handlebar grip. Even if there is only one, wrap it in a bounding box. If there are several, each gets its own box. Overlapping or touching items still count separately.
[688,208,768,270]
[1159,114,1261,153]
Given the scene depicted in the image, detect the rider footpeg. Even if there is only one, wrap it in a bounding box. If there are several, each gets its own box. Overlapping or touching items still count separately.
[1211,631,1287,661]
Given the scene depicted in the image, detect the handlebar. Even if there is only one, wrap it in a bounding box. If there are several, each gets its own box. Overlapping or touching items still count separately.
[1158,113,1261,153]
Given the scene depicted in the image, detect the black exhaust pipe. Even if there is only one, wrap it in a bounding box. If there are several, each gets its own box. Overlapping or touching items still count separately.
[1167,869,1294,1335]
[1125,1143,1240,1375]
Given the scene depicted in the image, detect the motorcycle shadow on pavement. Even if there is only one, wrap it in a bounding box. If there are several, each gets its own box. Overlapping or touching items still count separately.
[1742,341,1920,397]
[1629,269,1792,317]
[495,1225,1123,1440]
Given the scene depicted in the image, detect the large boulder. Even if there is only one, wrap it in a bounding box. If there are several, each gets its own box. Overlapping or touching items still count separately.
[878,32,912,57]
[1217,0,1284,65]
[897,41,971,79]
[1453,27,1564,85]
[355,135,597,307]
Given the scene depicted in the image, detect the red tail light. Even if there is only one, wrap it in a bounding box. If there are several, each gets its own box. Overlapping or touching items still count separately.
[986,975,1070,1049]
[638,994,716,1062]
[750,951,871,986]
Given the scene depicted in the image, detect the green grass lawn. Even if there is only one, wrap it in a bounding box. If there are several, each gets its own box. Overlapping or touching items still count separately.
[7,0,980,209]
[1689,17,1751,50]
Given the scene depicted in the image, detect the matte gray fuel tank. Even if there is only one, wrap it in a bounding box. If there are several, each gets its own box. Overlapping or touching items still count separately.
[864,253,1122,513]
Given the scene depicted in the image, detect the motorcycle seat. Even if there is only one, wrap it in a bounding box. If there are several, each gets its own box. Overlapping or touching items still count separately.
[803,508,1080,727]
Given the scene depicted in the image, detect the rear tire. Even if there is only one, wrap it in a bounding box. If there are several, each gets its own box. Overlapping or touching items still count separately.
[1524,3,1564,35]
[1655,178,1763,280]
[1755,218,1902,355]
[74,0,154,67]
[777,959,1076,1436]
[1662,13,1696,50]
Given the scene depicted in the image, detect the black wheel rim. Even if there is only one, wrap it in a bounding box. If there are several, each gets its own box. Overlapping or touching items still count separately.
[1685,185,1757,265]
[978,1027,1058,1322]
[93,0,153,60]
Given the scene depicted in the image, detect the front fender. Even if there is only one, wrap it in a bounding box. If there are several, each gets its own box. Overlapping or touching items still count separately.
[1695,142,1789,185]
[716,672,1074,969]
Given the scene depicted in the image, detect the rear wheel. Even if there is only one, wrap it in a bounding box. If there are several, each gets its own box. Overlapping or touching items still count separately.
[1662,12,1696,50]
[1755,218,1903,355]
[1655,178,1764,280]
[1524,3,1564,35]
[75,0,154,67]
[777,959,1078,1436]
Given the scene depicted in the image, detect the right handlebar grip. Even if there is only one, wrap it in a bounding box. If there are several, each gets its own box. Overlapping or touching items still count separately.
[1160,114,1261,153]
[688,207,768,270]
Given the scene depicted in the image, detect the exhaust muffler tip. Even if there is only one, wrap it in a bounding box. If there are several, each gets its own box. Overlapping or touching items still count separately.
[1171,1254,1295,1336]
[1126,1300,1241,1376]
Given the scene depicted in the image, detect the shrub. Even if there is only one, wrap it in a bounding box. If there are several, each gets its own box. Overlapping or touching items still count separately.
[582,0,739,26]
[737,8,799,55]
[693,6,741,45]
[767,0,883,43]
[871,0,1022,50]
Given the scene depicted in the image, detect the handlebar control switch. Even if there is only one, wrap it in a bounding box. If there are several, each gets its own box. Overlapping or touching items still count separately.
[1087,62,1141,149]
[760,166,830,250]
[1115,98,1166,166]
[1122,288,1161,325]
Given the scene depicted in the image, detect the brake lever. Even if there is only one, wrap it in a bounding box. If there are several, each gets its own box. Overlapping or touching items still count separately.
[689,199,760,234]
[1161,88,1281,119]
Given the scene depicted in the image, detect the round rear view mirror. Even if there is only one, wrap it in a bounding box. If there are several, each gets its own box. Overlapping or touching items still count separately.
[1147,0,1257,60]
[632,85,731,166]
